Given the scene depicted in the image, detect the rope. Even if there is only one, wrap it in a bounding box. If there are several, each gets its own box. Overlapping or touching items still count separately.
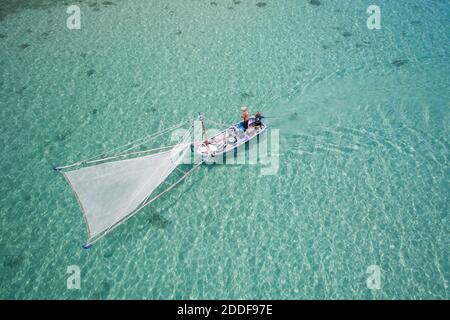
[107,124,184,158]
[122,119,194,163]
[86,122,187,160]
[55,119,193,171]
[84,143,191,165]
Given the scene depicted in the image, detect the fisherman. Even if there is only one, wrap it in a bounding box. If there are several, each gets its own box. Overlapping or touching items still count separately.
[254,111,263,128]
[241,106,249,132]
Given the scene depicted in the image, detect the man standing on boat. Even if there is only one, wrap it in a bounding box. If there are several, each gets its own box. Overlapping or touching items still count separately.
[241,106,249,132]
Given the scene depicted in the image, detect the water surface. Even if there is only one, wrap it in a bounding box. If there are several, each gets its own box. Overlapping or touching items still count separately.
[0,0,448,299]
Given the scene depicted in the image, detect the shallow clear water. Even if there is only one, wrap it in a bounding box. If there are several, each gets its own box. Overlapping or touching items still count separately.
[0,0,448,299]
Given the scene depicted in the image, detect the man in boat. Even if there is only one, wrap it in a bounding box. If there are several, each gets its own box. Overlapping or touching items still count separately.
[254,111,263,129]
[241,106,249,132]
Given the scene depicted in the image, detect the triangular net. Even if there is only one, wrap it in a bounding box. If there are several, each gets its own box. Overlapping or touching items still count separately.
[62,144,189,239]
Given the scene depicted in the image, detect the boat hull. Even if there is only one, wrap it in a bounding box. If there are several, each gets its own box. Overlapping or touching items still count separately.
[195,117,267,161]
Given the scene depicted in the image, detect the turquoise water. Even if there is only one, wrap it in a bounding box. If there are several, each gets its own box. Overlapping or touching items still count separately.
[0,0,449,299]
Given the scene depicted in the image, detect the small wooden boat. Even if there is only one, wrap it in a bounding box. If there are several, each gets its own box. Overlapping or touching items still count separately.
[196,116,267,160]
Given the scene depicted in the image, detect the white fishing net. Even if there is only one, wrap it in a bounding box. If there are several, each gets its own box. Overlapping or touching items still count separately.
[63,144,189,238]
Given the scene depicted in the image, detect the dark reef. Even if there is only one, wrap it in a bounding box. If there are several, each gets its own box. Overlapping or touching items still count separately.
[19,43,30,49]
[0,0,123,21]
[342,31,352,37]
[391,59,408,67]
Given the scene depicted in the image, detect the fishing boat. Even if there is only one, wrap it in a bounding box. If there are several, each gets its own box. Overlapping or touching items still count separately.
[54,115,267,248]
[196,116,267,161]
